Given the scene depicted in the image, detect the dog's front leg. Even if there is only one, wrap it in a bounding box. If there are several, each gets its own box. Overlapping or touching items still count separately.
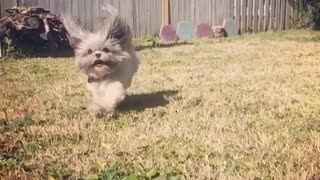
[90,81,126,119]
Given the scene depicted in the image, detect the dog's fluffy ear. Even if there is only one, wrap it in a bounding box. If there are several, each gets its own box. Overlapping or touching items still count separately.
[61,15,88,49]
[98,4,132,46]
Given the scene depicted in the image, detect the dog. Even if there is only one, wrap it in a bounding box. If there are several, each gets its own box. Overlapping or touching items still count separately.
[62,5,140,118]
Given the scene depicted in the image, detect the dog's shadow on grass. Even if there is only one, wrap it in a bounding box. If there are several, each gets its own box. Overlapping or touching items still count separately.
[118,90,179,112]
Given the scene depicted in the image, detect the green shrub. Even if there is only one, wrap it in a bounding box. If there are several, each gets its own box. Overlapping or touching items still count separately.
[298,0,320,30]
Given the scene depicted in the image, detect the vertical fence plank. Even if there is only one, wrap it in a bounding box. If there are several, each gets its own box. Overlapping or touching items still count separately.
[91,0,100,30]
[285,0,291,29]
[141,0,146,36]
[138,0,143,37]
[275,0,281,30]
[247,0,253,32]
[293,0,299,26]
[258,0,264,31]
[186,0,192,24]
[40,0,50,9]
[199,0,206,23]
[221,0,226,24]
[230,0,234,18]
[3,0,17,10]
[153,0,157,36]
[85,0,93,31]
[48,0,53,12]
[190,0,195,25]
[164,0,174,25]
[280,0,286,30]
[264,0,270,31]
[70,0,79,26]
[229,0,233,18]
[269,0,275,29]
[224,0,229,19]
[206,0,211,22]
[191,0,195,24]
[169,0,176,25]
[289,0,294,28]
[225,0,231,19]
[137,0,143,36]
[208,0,213,25]
[59,0,68,13]
[0,0,3,17]
[0,0,2,17]
[223,0,228,20]
[146,0,150,35]
[253,0,259,32]
[64,0,72,14]
[151,0,158,36]
[195,0,200,25]
[149,0,153,35]
[215,0,219,25]
[150,0,156,35]
[134,0,140,37]
[143,0,150,36]
[235,0,241,28]
[97,0,101,18]
[71,0,79,24]
[219,0,224,25]
[198,0,203,24]
[78,0,86,29]
[178,0,183,22]
[211,0,216,25]
[240,0,246,33]
[156,0,161,36]
[19,0,25,6]
[132,0,138,37]
[0,0,2,59]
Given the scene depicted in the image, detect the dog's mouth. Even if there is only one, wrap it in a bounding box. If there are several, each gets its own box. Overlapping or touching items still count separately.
[93,60,116,68]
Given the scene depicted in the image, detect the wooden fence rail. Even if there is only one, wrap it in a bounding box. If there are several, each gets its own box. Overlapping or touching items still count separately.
[0,0,302,37]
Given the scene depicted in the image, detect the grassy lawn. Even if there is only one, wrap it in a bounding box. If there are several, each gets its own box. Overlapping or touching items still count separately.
[1,30,320,180]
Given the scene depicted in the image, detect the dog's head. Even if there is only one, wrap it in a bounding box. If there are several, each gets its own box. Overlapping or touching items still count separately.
[62,5,132,79]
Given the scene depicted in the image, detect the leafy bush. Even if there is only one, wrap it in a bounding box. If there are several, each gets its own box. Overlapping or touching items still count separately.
[1,36,30,59]
[298,0,320,30]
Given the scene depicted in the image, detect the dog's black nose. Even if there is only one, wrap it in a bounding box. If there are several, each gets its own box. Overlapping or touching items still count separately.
[95,53,101,58]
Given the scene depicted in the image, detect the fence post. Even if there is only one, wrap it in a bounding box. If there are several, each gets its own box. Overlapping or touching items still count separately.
[162,0,169,25]
[16,0,21,7]
[0,1,2,58]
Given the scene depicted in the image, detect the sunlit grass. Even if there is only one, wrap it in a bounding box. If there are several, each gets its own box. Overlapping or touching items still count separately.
[1,30,320,179]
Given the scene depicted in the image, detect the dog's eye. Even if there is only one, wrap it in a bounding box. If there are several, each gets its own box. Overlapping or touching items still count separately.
[102,48,110,53]
[87,49,93,55]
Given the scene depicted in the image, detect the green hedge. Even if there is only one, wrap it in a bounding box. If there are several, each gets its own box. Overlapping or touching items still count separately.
[298,0,320,30]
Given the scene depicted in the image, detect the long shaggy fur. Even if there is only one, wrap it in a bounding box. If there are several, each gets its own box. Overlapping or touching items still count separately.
[62,4,140,117]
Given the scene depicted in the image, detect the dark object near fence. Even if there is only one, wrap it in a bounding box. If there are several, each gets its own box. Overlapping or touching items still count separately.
[0,6,72,57]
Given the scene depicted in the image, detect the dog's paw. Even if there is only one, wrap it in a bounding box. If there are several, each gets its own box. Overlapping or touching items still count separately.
[105,111,115,120]
[88,98,121,120]
[91,109,112,118]
[88,104,105,117]
[89,105,116,120]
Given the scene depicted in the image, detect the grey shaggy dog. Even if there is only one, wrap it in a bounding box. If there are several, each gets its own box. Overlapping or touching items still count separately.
[62,5,140,118]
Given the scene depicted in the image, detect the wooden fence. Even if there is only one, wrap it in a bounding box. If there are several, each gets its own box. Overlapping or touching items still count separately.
[0,0,302,37]
[169,0,301,33]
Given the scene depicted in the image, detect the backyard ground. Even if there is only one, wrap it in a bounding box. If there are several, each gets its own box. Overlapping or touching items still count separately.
[0,30,320,180]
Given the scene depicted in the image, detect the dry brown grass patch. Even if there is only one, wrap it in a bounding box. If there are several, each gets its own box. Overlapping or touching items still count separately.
[1,30,320,179]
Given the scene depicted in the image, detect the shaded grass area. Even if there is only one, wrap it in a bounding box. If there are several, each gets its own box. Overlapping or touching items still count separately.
[0,30,320,179]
